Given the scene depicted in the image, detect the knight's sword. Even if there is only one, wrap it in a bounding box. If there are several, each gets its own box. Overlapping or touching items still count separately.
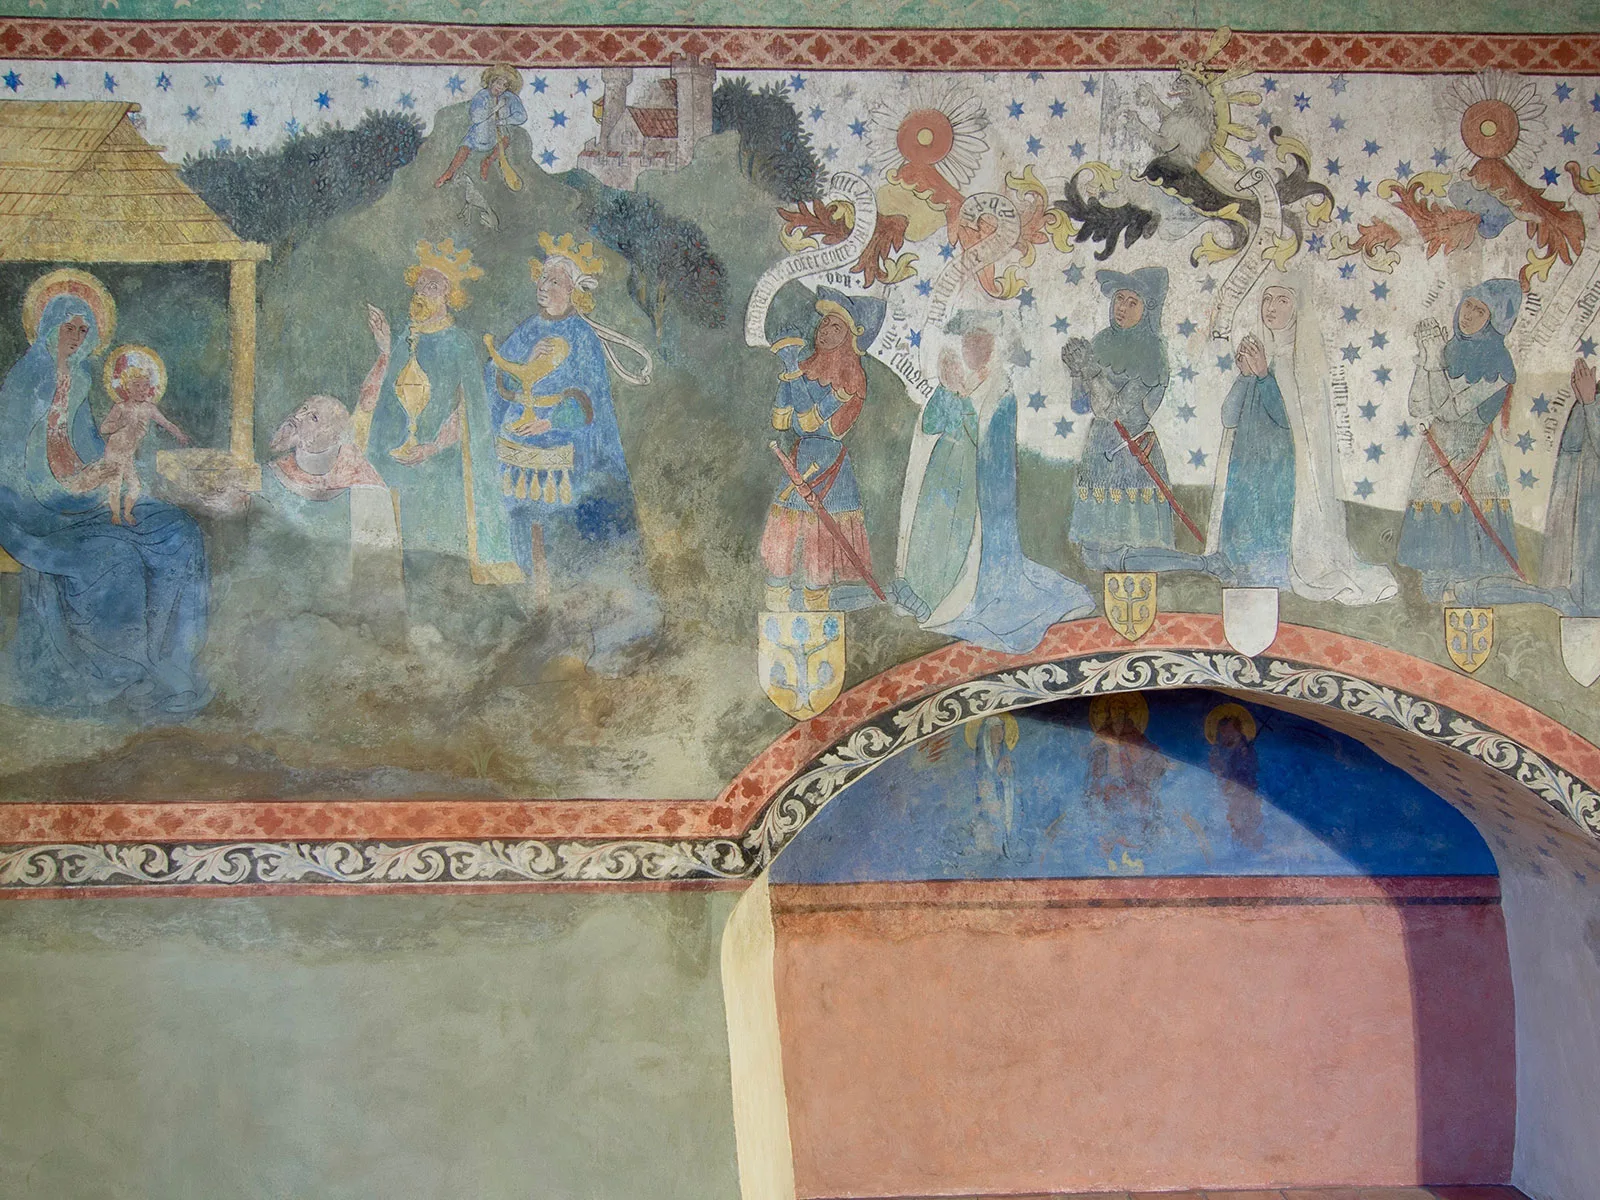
[768,441,886,602]
[1112,419,1205,544]
[1422,426,1525,581]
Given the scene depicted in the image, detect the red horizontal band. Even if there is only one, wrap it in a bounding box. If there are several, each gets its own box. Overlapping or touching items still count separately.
[0,798,739,844]
[0,617,1595,847]
[0,878,748,900]
[0,22,1596,73]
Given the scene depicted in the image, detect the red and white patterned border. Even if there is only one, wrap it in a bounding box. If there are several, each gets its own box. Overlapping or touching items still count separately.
[1,638,1594,895]
[2,617,1594,848]
[0,22,1597,73]
[0,18,1594,893]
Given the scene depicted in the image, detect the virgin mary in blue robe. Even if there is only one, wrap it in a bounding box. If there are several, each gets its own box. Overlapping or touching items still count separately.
[0,291,210,718]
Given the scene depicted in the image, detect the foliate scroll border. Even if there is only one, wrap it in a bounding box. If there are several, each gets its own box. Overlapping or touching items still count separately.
[3,649,1595,891]
[0,23,1597,73]
[740,650,1600,870]
[0,837,750,890]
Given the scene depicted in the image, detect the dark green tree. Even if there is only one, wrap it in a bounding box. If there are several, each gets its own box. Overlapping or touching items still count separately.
[712,78,820,202]
[581,186,727,338]
[180,111,425,247]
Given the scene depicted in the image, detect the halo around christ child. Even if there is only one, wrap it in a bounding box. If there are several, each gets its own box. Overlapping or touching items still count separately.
[103,344,167,402]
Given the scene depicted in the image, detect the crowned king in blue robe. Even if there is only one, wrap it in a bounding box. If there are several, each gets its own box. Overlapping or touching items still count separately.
[369,321,518,583]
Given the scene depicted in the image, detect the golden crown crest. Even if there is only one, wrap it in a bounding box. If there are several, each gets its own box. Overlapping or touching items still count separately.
[412,238,486,288]
[536,231,605,278]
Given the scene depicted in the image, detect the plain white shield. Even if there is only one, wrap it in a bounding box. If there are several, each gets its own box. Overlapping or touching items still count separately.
[1223,587,1280,657]
[1560,616,1600,688]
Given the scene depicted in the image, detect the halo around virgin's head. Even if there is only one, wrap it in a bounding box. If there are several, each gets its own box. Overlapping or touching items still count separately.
[22,269,116,353]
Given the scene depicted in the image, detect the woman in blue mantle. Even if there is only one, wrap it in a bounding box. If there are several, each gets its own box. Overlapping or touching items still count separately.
[1208,285,1298,586]
[894,307,1094,652]
[0,270,209,718]
[1205,280,1396,601]
[1478,354,1600,615]
[1062,267,1176,572]
[1397,279,1521,603]
[1542,357,1600,614]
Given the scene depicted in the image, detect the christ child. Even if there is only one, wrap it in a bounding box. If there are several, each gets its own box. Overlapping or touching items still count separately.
[67,344,188,525]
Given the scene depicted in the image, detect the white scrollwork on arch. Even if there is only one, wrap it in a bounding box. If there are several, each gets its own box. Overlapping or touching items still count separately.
[741,650,1600,871]
[0,650,1593,890]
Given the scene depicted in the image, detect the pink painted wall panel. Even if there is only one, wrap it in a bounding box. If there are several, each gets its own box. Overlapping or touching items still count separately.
[771,879,1514,1198]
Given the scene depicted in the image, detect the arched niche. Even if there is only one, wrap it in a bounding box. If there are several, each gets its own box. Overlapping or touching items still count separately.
[719,629,1600,1200]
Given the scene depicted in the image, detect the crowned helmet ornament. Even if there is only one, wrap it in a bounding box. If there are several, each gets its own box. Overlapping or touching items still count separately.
[867,78,989,234]
[1448,70,1584,285]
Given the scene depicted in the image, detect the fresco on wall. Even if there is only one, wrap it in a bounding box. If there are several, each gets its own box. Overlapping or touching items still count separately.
[3,40,1600,803]
[770,688,1500,881]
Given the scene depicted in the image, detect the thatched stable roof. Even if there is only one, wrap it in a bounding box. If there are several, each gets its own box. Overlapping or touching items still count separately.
[0,100,267,263]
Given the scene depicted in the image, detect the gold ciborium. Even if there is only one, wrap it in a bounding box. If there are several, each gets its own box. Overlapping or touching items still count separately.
[484,334,570,424]
[391,333,432,460]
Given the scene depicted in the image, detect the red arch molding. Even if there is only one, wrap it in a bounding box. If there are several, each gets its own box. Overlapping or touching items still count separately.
[0,616,1595,895]
[0,23,1597,72]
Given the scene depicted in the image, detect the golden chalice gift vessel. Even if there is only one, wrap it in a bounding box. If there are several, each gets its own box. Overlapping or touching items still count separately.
[484,334,570,434]
[390,331,432,460]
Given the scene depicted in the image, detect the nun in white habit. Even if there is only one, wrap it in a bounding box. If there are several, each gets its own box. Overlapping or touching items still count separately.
[1207,276,1398,605]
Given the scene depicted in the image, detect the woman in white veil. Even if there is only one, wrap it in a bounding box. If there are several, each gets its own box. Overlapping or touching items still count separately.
[1209,275,1397,605]
[892,304,1094,651]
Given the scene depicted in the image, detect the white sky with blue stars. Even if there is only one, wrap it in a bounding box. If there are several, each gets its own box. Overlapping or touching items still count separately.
[4,61,1600,519]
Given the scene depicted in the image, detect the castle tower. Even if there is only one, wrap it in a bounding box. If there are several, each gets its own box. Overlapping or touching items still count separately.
[598,67,634,154]
[668,55,716,167]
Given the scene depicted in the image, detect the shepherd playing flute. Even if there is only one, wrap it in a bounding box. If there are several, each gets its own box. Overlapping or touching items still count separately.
[435,64,527,191]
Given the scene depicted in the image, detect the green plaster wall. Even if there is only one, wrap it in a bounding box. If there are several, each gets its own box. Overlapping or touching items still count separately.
[0,0,1593,30]
[0,892,741,1200]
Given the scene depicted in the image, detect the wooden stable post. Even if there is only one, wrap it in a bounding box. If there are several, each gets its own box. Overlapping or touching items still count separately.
[228,256,258,464]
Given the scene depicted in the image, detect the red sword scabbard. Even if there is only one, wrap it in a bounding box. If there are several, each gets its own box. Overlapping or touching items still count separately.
[1112,419,1205,544]
[1422,426,1525,582]
[768,441,887,602]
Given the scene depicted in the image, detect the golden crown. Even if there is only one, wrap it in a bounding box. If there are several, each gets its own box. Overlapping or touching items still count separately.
[536,232,605,279]
[412,238,485,288]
